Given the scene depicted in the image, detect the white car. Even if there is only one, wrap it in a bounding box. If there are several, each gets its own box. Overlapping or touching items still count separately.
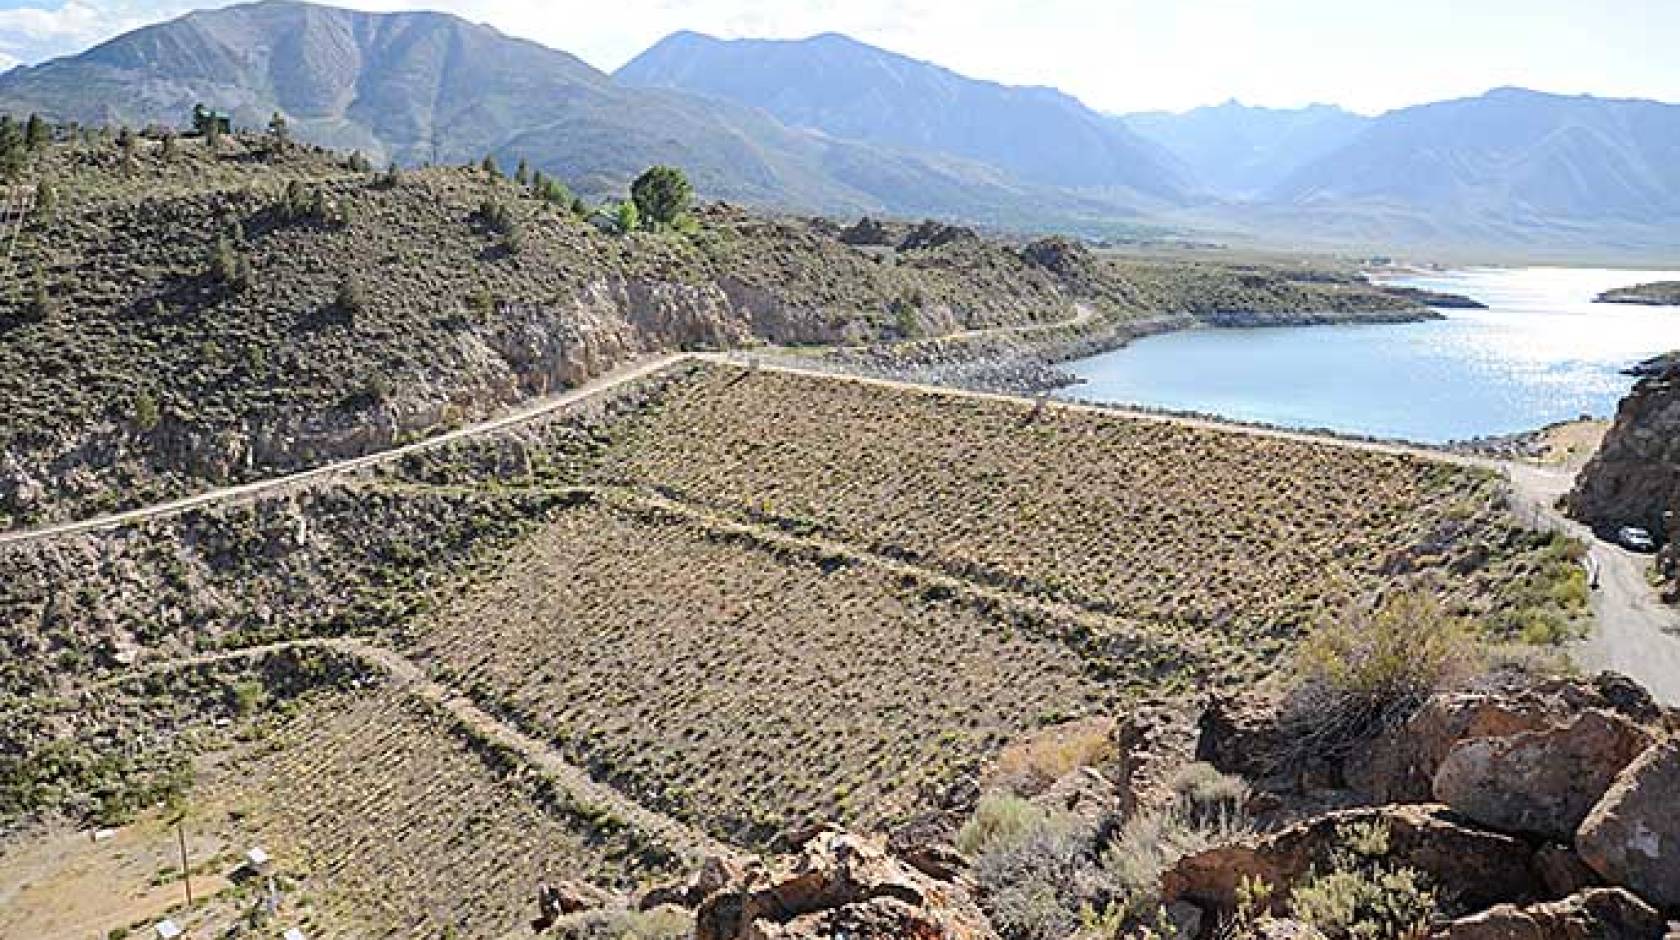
[1617,526,1657,552]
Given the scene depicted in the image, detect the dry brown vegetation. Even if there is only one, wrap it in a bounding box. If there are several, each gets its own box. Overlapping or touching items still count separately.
[407,496,1141,846]
[194,685,681,938]
[590,365,1575,658]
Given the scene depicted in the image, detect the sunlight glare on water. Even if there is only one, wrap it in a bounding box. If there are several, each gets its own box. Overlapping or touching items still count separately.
[1057,267,1680,444]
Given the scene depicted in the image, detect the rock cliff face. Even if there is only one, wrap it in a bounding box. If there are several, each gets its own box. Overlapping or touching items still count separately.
[1568,362,1680,594]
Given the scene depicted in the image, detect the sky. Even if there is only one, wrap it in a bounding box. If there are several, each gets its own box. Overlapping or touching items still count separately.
[0,0,1675,115]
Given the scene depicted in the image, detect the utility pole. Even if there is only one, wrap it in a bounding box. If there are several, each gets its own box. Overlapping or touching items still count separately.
[177,820,193,906]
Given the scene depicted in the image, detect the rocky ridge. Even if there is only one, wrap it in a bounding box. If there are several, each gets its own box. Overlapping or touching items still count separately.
[1568,360,1680,597]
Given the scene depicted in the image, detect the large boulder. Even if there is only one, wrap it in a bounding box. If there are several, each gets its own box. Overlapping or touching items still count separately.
[1576,739,1680,910]
[1345,692,1564,803]
[1161,804,1536,916]
[1431,887,1666,940]
[1431,710,1655,840]
[694,829,996,940]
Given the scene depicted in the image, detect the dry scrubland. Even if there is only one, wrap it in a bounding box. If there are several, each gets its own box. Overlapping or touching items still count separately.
[590,365,1584,648]
[194,686,681,938]
[408,496,1148,846]
[2,362,1592,935]
[0,129,1430,530]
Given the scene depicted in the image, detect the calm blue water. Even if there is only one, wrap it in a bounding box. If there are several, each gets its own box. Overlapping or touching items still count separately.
[1058,267,1680,443]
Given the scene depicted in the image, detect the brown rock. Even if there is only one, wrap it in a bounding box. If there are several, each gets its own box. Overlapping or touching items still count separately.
[1432,887,1665,939]
[1345,692,1561,803]
[1533,844,1602,898]
[1162,804,1536,916]
[1432,710,1655,840]
[1577,739,1680,909]
[695,829,995,940]
[1196,693,1291,782]
[898,843,971,883]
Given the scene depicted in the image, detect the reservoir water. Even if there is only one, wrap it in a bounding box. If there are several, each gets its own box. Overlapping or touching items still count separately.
[1057,267,1680,443]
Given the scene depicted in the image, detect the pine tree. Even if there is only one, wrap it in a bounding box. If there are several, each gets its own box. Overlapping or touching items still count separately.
[23,113,48,150]
[514,158,530,186]
[480,154,501,178]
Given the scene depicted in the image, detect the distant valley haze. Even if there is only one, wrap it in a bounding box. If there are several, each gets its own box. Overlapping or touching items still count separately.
[0,0,1676,259]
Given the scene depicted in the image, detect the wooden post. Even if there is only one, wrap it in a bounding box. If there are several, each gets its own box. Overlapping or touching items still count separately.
[177,821,193,906]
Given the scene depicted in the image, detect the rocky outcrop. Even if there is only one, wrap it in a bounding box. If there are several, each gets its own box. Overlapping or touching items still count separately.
[1576,738,1680,909]
[1161,804,1538,916]
[1567,361,1680,595]
[1431,887,1666,940]
[694,829,996,940]
[1430,710,1655,840]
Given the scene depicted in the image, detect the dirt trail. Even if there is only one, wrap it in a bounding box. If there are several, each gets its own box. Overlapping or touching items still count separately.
[77,636,738,866]
[0,353,687,547]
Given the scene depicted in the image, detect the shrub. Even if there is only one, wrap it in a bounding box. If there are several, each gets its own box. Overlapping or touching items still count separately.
[336,276,367,322]
[553,907,692,939]
[630,165,692,232]
[1286,822,1435,940]
[615,200,640,235]
[958,792,1050,857]
[976,819,1112,940]
[133,390,161,432]
[1166,762,1249,826]
[480,153,501,178]
[1283,590,1477,761]
[1101,802,1250,922]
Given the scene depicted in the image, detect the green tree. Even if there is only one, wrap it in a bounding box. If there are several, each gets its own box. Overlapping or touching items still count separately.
[161,132,179,163]
[379,162,403,189]
[336,275,367,323]
[480,153,501,178]
[630,165,693,231]
[615,199,639,235]
[346,150,371,172]
[23,113,47,150]
[32,179,55,225]
[514,157,530,186]
[0,116,25,181]
[25,264,53,322]
[133,390,161,432]
[211,235,249,291]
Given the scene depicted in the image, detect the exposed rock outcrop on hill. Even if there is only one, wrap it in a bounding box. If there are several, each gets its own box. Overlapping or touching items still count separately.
[1568,361,1680,596]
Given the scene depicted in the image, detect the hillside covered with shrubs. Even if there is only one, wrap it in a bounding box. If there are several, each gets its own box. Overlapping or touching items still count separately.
[0,118,1428,529]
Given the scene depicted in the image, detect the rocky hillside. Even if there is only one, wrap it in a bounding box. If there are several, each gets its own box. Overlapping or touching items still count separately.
[1568,361,1680,597]
[0,126,1423,530]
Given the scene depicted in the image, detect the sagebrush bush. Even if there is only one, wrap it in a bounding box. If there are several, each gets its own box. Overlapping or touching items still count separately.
[1167,761,1249,826]
[973,812,1120,940]
[1284,590,1478,760]
[553,907,692,940]
[1102,798,1252,922]
[958,792,1051,856]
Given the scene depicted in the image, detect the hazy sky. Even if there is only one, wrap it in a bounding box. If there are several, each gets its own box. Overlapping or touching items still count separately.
[0,0,1676,115]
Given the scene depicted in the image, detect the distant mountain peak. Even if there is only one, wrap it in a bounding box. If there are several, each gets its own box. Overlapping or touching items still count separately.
[616,30,1187,198]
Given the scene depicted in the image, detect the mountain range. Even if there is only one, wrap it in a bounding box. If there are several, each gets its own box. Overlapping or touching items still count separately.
[1,0,1677,257]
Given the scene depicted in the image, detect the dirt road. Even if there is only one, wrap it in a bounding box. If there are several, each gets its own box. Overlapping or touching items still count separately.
[1505,461,1680,704]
